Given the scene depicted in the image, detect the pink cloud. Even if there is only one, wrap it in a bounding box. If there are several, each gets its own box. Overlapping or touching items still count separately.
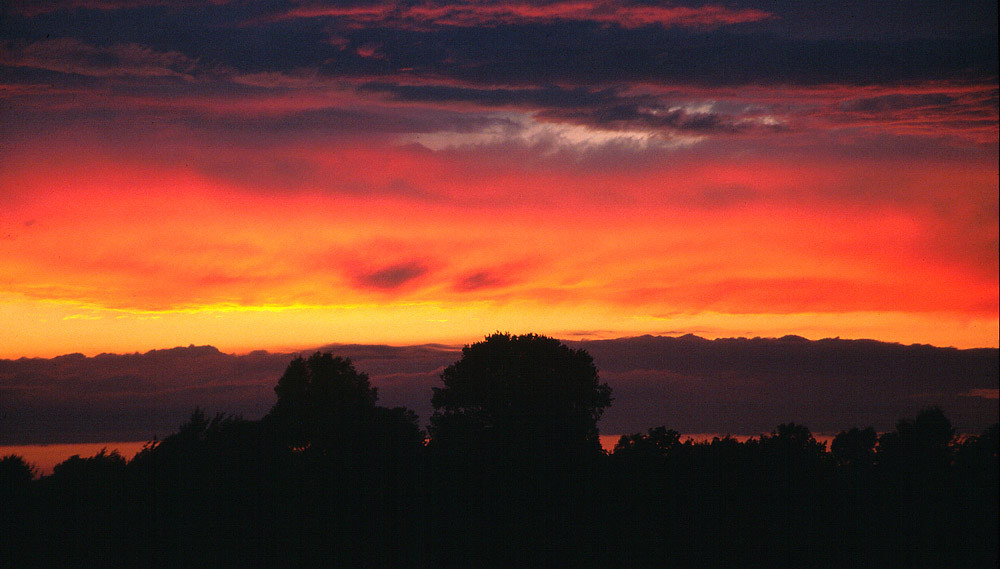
[1,38,203,79]
[264,1,775,30]
[7,0,232,17]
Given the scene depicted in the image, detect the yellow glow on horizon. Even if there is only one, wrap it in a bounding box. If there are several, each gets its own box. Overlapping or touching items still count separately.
[3,292,995,359]
[2,127,995,358]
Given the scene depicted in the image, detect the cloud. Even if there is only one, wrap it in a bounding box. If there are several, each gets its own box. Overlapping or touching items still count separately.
[6,0,232,17]
[0,38,205,79]
[0,346,290,444]
[1,336,995,445]
[577,335,999,435]
[403,115,683,153]
[838,93,958,113]
[821,88,1000,143]
[353,261,430,290]
[6,0,995,89]
[1,1,995,359]
[0,343,460,445]
[453,270,507,292]
[358,82,623,110]
[308,25,997,87]
[264,1,775,30]
[539,101,787,136]
[961,388,1000,399]
[1,123,994,323]
[359,82,786,138]
[3,33,993,148]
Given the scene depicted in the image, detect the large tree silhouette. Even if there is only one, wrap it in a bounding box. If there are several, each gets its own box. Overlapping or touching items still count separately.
[429,332,612,453]
[832,426,878,467]
[266,352,378,449]
[877,405,955,471]
[426,333,613,567]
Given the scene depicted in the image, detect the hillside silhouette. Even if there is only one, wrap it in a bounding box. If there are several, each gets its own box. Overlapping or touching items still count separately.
[1,333,997,568]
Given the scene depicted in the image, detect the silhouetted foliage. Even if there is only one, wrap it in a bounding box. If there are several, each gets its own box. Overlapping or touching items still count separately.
[1,340,996,569]
[614,426,686,456]
[35,449,129,567]
[955,422,1000,483]
[266,352,378,450]
[0,454,36,486]
[430,332,612,454]
[832,426,878,467]
[0,455,36,568]
[424,334,613,567]
[877,405,955,470]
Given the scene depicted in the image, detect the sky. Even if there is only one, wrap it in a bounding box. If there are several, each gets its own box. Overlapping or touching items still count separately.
[1,0,998,357]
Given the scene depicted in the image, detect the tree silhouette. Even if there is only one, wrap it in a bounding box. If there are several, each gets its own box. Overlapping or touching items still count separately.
[877,406,955,470]
[955,422,999,484]
[758,422,828,464]
[872,407,963,568]
[832,426,878,467]
[260,352,426,568]
[426,333,612,567]
[613,426,686,457]
[429,332,611,453]
[42,449,128,567]
[0,454,35,487]
[1,455,36,567]
[266,352,378,449]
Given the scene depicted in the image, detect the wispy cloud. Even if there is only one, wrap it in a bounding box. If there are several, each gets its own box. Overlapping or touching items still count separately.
[1,38,203,78]
[354,261,431,290]
[261,1,775,30]
[6,0,232,17]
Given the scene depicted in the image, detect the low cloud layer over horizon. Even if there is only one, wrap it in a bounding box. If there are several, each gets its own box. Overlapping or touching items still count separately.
[2,334,996,446]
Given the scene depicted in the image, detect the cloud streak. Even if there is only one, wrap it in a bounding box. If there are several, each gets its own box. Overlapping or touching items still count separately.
[5,0,232,17]
[261,1,775,30]
[1,38,204,78]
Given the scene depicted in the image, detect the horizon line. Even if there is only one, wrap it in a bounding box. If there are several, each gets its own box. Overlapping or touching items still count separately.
[5,331,997,361]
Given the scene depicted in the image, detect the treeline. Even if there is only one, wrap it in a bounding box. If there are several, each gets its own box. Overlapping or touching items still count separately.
[1,334,997,568]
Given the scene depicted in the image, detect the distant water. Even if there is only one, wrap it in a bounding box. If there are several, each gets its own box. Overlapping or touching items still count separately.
[599,433,837,452]
[0,441,149,476]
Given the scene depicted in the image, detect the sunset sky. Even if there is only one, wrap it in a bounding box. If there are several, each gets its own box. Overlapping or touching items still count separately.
[2,0,997,358]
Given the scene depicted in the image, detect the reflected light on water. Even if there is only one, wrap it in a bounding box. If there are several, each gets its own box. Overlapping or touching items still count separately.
[599,433,837,453]
[0,441,149,476]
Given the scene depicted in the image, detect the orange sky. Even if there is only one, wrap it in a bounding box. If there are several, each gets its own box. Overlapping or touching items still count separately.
[1,2,997,357]
[2,122,995,357]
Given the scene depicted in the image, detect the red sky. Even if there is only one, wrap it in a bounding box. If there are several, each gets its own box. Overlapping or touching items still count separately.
[1,0,997,356]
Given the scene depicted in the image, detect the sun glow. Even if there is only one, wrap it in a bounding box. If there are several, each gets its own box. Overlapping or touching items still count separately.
[1,121,995,357]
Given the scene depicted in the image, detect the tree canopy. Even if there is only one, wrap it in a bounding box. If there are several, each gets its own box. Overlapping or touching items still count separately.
[266,352,378,448]
[429,333,612,452]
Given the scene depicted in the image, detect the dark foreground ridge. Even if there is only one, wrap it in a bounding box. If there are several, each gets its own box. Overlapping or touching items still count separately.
[2,333,997,568]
